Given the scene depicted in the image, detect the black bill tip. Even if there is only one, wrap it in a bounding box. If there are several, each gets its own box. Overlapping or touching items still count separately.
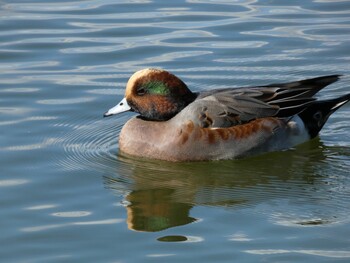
[103,112,112,118]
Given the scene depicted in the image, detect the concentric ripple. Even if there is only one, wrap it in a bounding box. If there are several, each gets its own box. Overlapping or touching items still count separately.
[54,114,129,172]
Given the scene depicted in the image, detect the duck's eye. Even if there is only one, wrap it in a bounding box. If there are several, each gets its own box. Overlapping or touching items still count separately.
[137,87,146,96]
[313,111,322,120]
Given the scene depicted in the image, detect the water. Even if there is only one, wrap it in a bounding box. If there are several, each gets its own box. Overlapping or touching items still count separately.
[1,0,350,262]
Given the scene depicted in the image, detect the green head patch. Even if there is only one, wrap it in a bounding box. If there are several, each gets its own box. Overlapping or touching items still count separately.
[144,81,170,95]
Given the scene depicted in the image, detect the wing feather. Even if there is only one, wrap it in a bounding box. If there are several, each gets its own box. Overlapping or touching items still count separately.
[188,75,340,128]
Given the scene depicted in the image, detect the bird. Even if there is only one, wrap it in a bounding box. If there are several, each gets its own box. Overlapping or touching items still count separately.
[104,68,350,161]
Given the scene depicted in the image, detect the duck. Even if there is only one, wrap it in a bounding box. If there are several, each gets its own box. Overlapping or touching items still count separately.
[104,68,350,161]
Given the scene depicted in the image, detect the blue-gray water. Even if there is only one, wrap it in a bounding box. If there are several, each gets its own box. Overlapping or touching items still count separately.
[1,0,350,262]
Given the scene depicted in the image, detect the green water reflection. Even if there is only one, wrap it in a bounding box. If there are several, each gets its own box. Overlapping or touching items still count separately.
[104,138,347,232]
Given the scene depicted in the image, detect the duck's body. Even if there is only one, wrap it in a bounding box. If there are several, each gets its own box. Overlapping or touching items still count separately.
[119,108,309,161]
[105,69,350,161]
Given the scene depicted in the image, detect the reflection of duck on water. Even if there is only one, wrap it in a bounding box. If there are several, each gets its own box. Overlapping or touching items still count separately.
[124,188,196,232]
[104,141,349,232]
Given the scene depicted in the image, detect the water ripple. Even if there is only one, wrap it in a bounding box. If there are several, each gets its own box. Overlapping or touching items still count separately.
[54,115,128,172]
[3,0,152,12]
[245,249,350,258]
[0,179,29,187]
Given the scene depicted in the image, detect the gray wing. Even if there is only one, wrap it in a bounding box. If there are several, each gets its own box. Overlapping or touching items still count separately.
[189,75,340,128]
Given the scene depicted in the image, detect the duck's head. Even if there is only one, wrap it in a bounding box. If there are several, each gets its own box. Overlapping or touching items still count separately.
[104,68,196,121]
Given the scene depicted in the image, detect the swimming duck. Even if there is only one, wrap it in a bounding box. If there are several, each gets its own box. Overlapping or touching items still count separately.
[104,68,350,161]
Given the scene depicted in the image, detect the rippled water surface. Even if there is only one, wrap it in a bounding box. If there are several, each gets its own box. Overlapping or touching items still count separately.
[1,0,350,262]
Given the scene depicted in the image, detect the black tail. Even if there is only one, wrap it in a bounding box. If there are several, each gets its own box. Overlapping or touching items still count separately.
[299,94,350,138]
